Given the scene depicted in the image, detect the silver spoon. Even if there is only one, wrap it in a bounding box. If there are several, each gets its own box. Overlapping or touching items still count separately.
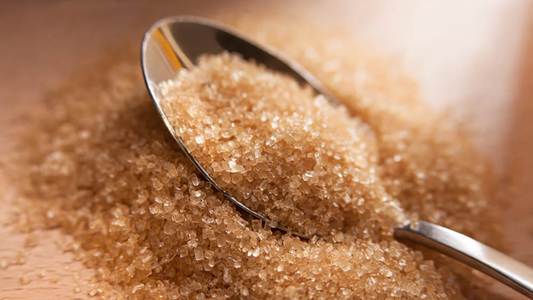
[141,16,533,298]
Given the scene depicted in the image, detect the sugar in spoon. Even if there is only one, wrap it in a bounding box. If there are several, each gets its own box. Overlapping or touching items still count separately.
[141,16,533,298]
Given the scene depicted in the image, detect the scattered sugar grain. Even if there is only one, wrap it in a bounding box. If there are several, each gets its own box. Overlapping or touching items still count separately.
[50,275,59,284]
[19,273,31,285]
[0,258,9,269]
[13,251,26,265]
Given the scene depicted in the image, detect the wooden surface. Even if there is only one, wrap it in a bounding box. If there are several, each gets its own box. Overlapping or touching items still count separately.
[1,1,532,299]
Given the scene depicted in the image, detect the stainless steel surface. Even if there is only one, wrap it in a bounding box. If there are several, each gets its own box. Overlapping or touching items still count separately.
[141,16,533,297]
[395,221,533,298]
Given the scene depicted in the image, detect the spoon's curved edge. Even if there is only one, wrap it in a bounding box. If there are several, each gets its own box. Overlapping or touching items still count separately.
[141,15,313,240]
[145,15,338,105]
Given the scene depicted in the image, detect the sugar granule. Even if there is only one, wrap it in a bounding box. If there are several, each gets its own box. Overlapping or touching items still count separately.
[3,15,505,300]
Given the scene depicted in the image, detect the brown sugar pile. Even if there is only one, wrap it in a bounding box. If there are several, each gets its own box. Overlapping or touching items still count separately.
[2,15,505,300]
[159,52,405,238]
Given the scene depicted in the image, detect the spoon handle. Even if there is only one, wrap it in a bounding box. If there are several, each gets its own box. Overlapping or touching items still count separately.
[394,220,533,298]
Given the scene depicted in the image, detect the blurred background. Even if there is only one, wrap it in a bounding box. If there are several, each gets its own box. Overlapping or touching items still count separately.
[0,1,532,298]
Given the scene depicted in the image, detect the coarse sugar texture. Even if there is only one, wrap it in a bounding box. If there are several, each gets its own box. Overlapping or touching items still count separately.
[3,15,505,300]
[225,17,504,248]
[159,52,405,238]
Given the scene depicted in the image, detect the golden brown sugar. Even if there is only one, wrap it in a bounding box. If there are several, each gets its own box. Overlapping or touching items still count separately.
[1,14,505,300]
[228,17,503,246]
[159,52,405,238]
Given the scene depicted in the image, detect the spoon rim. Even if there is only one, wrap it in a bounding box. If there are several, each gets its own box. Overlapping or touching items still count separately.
[141,15,324,239]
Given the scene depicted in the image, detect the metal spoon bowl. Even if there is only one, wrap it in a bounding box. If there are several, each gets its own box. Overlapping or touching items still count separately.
[141,16,533,298]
